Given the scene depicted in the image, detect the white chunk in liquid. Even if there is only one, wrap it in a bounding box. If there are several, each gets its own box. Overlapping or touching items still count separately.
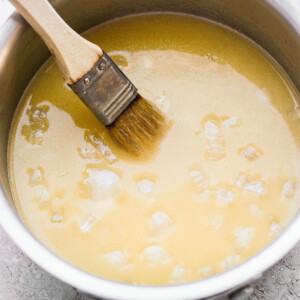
[220,255,240,270]
[234,226,254,250]
[216,186,234,206]
[281,181,296,200]
[148,210,173,237]
[142,245,172,264]
[85,169,121,202]
[236,173,266,196]
[137,179,154,195]
[103,250,129,268]
[170,265,186,284]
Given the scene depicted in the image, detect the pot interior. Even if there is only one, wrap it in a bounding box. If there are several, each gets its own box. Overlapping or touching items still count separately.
[0,0,300,298]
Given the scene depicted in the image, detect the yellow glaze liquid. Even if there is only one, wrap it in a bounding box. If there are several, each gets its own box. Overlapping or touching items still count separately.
[8,14,300,285]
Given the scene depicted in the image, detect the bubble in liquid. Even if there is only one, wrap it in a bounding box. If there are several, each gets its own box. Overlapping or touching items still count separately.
[142,245,172,264]
[103,250,129,268]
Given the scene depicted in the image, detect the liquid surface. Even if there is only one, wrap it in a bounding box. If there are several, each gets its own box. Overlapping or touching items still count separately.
[8,14,300,285]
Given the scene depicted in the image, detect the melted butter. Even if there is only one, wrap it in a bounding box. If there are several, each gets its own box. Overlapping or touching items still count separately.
[8,14,300,285]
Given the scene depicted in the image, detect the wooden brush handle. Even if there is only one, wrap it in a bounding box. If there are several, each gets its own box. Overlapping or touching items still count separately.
[10,0,103,84]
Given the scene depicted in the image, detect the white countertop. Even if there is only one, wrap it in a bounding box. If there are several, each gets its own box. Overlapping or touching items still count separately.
[0,1,299,299]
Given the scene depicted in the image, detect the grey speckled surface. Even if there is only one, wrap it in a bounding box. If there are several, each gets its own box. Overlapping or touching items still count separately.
[0,227,93,300]
[0,225,299,300]
[1,0,300,299]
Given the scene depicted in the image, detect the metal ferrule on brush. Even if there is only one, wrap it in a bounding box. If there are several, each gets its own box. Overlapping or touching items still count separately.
[70,52,138,125]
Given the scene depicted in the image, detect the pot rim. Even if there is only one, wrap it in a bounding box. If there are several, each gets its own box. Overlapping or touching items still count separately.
[0,0,300,299]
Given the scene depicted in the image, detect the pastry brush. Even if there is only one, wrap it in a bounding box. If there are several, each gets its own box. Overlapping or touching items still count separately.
[10,0,167,155]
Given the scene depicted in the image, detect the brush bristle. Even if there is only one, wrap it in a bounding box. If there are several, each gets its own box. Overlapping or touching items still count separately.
[107,97,168,156]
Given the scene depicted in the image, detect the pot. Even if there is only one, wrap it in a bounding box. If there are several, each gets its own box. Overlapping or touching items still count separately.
[0,0,300,299]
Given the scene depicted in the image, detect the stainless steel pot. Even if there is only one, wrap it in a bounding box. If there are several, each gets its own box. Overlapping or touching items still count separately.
[0,0,300,299]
